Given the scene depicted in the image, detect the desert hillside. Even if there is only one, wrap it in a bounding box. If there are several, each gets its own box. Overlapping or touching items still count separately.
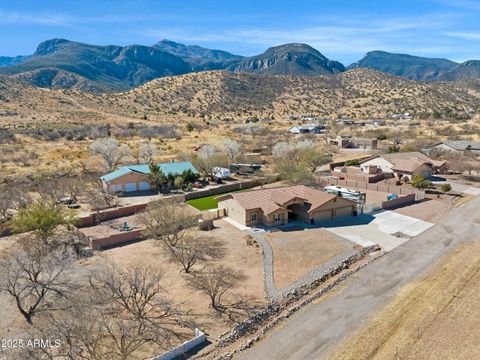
[1,69,480,128]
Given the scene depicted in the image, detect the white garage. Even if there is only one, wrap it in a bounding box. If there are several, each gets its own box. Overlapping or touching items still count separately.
[139,181,151,191]
[125,183,137,192]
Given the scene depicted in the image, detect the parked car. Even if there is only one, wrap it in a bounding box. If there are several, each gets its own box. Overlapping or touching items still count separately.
[192,181,205,189]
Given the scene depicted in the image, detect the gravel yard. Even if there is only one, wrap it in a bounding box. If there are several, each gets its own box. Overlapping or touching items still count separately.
[265,228,356,289]
[79,213,145,239]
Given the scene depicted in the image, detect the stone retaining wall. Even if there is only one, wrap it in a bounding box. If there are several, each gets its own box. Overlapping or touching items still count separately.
[217,244,381,348]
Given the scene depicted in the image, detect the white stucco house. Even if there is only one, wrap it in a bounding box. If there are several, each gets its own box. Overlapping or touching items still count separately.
[289,124,323,134]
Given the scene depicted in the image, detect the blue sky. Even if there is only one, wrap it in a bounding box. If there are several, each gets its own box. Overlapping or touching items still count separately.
[1,0,480,64]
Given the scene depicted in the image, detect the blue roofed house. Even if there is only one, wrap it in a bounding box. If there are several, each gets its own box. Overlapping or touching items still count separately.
[100,161,198,193]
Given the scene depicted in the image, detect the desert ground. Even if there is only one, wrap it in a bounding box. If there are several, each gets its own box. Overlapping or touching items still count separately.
[85,219,267,339]
[265,228,355,288]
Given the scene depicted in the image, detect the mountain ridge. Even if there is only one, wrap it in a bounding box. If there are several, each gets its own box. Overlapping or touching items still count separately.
[228,43,345,75]
[0,40,348,91]
[348,50,459,81]
[1,39,480,91]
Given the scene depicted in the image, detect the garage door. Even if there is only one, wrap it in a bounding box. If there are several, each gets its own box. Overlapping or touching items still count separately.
[313,210,332,224]
[111,184,122,192]
[125,183,137,192]
[139,181,150,191]
[335,206,353,218]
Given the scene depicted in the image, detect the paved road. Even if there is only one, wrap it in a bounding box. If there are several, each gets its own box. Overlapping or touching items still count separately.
[236,196,480,360]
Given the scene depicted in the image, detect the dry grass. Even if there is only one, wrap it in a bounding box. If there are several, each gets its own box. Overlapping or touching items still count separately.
[324,237,480,360]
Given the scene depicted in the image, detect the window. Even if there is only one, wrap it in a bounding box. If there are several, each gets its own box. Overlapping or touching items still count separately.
[274,213,282,222]
[250,213,257,222]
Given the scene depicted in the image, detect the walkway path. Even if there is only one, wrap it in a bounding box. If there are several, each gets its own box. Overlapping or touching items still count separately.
[253,232,361,301]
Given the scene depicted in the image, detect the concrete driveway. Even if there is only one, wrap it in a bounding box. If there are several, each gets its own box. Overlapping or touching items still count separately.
[323,211,434,251]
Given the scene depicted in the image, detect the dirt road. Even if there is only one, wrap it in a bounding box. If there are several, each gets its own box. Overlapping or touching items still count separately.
[236,196,480,360]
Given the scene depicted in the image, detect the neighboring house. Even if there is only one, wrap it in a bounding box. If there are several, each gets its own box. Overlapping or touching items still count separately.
[328,135,352,148]
[391,112,414,120]
[360,152,446,181]
[430,140,480,155]
[101,161,198,193]
[328,135,378,150]
[352,138,378,150]
[289,124,324,134]
[217,185,356,227]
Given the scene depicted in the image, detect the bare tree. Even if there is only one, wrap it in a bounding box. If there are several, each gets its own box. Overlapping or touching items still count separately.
[187,264,244,310]
[88,263,183,359]
[0,244,76,324]
[140,142,158,163]
[301,147,331,173]
[222,139,242,162]
[36,178,66,203]
[141,198,198,247]
[90,263,177,325]
[29,300,106,360]
[192,145,228,178]
[271,140,328,185]
[28,263,185,360]
[0,185,31,222]
[134,142,158,164]
[84,188,118,225]
[59,176,84,202]
[90,138,131,171]
[165,233,225,273]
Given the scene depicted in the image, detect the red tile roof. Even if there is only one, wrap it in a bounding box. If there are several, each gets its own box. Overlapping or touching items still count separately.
[221,185,339,215]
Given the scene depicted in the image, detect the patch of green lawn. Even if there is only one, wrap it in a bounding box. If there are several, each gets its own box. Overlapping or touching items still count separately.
[186,195,219,211]
[186,188,251,211]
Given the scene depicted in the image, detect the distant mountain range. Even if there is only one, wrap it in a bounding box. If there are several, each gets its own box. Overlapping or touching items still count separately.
[0,55,31,67]
[1,38,480,92]
[348,51,480,81]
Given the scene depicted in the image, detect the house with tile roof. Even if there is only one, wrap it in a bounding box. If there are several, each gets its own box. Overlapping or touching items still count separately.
[359,152,446,181]
[100,161,198,193]
[216,185,357,227]
[430,140,480,155]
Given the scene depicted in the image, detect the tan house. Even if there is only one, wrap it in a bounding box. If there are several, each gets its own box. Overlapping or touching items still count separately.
[360,152,446,181]
[100,161,198,193]
[328,135,378,150]
[217,185,357,227]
